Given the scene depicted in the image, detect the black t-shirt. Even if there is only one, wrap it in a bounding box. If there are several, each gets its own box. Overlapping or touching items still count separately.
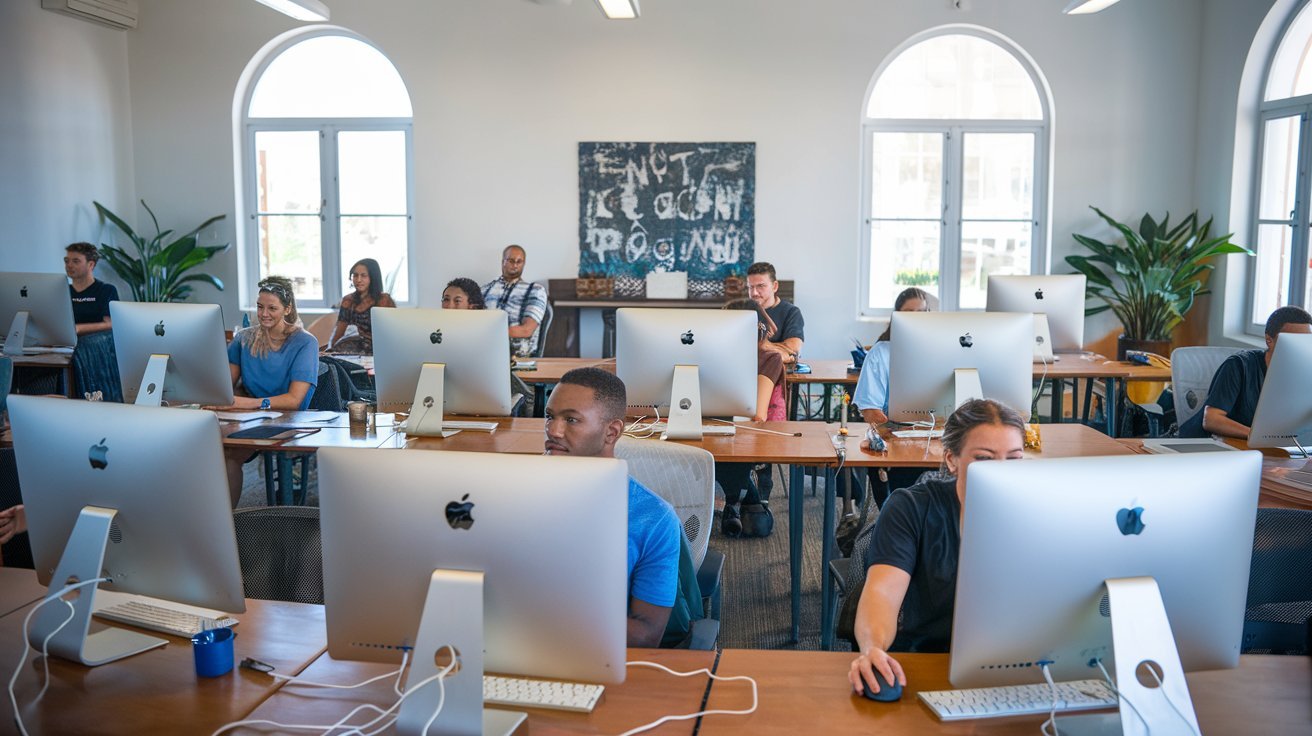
[69,279,119,325]
[764,299,804,344]
[1178,349,1265,437]
[862,476,960,653]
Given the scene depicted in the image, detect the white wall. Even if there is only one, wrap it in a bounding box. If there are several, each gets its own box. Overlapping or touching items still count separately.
[0,1,134,278]
[55,0,1219,353]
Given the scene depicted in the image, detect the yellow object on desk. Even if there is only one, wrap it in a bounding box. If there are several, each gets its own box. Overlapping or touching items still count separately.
[1024,423,1041,450]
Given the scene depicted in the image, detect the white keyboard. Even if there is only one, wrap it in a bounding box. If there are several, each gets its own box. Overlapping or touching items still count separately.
[919,679,1118,721]
[649,422,738,436]
[397,419,498,433]
[482,675,604,713]
[891,429,944,439]
[94,600,239,638]
[2,345,75,355]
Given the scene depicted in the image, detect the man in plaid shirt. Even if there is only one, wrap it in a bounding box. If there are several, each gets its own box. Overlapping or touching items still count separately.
[482,244,548,358]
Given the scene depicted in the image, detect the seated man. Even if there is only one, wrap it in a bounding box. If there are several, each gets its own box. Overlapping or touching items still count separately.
[543,366,681,647]
[1179,305,1312,439]
[65,242,118,336]
[482,244,548,358]
[746,261,803,365]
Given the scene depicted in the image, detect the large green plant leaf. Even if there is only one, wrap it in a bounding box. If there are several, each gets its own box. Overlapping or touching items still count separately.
[94,200,228,303]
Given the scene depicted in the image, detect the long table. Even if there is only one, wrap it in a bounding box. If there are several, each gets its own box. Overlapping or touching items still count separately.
[1118,436,1312,511]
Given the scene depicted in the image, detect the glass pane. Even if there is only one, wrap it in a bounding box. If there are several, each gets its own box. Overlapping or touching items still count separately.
[340,216,410,303]
[959,221,1032,309]
[339,131,408,215]
[255,131,320,214]
[871,132,942,219]
[249,36,413,118]
[868,34,1042,120]
[869,220,941,310]
[1258,116,1300,222]
[1265,2,1312,101]
[258,215,323,302]
[963,133,1034,220]
[1252,224,1293,324]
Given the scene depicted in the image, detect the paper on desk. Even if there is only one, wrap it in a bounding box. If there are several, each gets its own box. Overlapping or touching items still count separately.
[214,411,281,422]
[296,411,344,422]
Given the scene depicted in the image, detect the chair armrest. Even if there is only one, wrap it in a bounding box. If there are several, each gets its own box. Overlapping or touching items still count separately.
[697,549,724,602]
[686,618,720,651]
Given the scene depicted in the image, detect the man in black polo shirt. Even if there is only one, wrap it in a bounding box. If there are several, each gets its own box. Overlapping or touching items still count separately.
[746,261,803,365]
[1179,305,1312,439]
[64,242,118,336]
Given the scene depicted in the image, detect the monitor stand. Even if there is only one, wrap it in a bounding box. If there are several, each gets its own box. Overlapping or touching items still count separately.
[135,353,171,406]
[1032,314,1056,363]
[1056,576,1200,736]
[397,569,527,736]
[953,368,983,411]
[29,506,167,666]
[4,310,31,356]
[661,364,738,440]
[405,362,459,438]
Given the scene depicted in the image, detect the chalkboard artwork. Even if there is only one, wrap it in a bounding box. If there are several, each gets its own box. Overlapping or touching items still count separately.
[579,142,755,284]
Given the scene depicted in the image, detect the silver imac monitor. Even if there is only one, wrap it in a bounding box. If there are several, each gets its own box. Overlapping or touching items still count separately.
[8,396,245,667]
[888,311,1034,423]
[952,452,1261,733]
[318,447,628,736]
[614,307,757,439]
[985,274,1087,357]
[111,301,234,406]
[1248,331,1312,451]
[372,307,512,433]
[0,271,77,354]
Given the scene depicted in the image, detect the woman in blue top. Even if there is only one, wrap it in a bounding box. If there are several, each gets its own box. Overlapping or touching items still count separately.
[216,276,319,505]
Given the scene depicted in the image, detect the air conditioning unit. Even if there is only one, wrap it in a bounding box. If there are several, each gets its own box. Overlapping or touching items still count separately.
[41,0,139,30]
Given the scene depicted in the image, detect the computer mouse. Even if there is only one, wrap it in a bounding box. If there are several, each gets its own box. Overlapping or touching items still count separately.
[859,669,903,702]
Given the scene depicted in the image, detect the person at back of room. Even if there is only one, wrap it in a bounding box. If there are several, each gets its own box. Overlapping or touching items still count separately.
[1177,305,1312,439]
[482,245,548,358]
[65,242,117,337]
[441,277,485,310]
[328,258,396,354]
[745,261,803,502]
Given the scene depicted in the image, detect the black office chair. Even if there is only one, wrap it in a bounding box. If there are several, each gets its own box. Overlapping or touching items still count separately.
[533,298,554,359]
[1242,507,1312,654]
[0,446,34,570]
[261,359,342,506]
[232,506,323,604]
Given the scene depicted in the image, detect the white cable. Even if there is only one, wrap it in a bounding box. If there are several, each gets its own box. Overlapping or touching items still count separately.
[1144,664,1201,736]
[614,660,758,736]
[268,650,410,691]
[1094,659,1150,733]
[1039,662,1060,736]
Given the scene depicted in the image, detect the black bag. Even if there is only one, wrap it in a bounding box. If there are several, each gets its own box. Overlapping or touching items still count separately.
[836,469,877,558]
[741,502,774,538]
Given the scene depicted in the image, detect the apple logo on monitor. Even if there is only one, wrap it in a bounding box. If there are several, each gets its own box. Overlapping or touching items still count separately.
[680,330,694,345]
[1034,288,1044,300]
[959,333,973,348]
[1116,506,1146,536]
[445,494,475,530]
[430,329,443,345]
[88,438,109,470]
[154,320,166,337]
[19,286,27,298]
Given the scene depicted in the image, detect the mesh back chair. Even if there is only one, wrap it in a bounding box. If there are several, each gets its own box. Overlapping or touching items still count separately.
[0,447,33,569]
[1243,508,1312,654]
[1171,346,1241,432]
[261,359,340,506]
[232,506,323,604]
[534,298,554,358]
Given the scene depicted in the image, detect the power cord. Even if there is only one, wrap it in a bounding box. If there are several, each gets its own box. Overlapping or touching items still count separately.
[1093,659,1149,734]
[1143,663,1201,736]
[615,660,757,736]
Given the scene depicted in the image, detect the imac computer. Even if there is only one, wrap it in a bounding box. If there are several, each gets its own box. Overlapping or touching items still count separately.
[0,271,77,355]
[614,307,757,439]
[985,274,1087,361]
[317,447,628,736]
[887,311,1034,423]
[8,395,245,666]
[1248,331,1312,452]
[952,452,1261,734]
[111,301,234,406]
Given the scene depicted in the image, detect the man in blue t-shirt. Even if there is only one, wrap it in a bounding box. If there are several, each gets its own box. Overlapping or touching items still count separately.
[543,366,681,647]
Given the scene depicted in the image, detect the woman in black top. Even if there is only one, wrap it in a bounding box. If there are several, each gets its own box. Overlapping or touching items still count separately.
[847,398,1026,697]
[329,258,396,353]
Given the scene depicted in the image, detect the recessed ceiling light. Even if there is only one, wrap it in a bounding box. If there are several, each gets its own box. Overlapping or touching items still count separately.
[254,0,330,22]
[1064,0,1122,14]
[595,0,639,20]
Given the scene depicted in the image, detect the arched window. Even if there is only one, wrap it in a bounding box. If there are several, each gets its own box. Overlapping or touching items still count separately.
[1250,1,1312,328]
[860,29,1050,314]
[239,31,413,309]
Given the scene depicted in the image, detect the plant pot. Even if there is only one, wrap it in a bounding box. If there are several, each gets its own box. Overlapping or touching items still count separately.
[1116,335,1171,361]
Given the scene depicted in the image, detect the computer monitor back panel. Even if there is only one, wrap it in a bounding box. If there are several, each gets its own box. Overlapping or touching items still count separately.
[615,308,757,417]
[888,311,1034,422]
[1249,332,1312,448]
[371,307,512,415]
[951,452,1260,688]
[8,395,245,612]
[0,271,77,348]
[111,302,235,406]
[985,274,1087,353]
[317,448,629,684]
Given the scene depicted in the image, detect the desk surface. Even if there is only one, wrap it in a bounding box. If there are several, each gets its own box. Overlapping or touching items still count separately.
[0,568,327,736]
[701,649,1311,735]
[1121,437,1312,511]
[789,353,1171,385]
[834,422,1134,467]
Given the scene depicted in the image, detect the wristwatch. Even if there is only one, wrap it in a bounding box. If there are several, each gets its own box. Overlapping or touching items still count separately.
[260,398,271,410]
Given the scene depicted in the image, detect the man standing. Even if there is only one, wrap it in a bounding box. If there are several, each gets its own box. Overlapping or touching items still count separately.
[544,367,682,647]
[482,245,548,358]
[746,261,803,365]
[65,242,118,336]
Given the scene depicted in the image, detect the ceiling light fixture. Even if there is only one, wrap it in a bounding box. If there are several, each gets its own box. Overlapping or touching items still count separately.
[254,0,330,22]
[595,0,639,20]
[1063,0,1122,14]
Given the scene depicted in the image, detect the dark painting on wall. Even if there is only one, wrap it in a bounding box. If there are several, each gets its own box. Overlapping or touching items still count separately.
[578,142,755,286]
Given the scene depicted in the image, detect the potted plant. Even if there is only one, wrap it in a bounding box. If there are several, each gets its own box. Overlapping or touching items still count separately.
[1066,206,1252,360]
[94,200,228,302]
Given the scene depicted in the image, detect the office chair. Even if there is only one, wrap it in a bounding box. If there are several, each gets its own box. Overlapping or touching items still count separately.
[0,447,34,569]
[1242,507,1312,655]
[232,505,323,604]
[261,358,343,506]
[533,298,554,359]
[1171,346,1241,432]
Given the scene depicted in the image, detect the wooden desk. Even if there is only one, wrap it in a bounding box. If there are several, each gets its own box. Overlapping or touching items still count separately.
[700,650,1311,735]
[11,352,76,398]
[238,647,716,736]
[0,568,327,736]
[512,357,611,416]
[1123,437,1312,511]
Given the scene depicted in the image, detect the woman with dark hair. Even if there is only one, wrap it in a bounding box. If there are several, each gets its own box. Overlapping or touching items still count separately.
[329,258,396,353]
[441,278,486,310]
[854,287,932,427]
[847,398,1025,695]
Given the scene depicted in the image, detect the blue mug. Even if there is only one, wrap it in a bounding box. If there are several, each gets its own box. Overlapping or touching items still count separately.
[192,627,236,677]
